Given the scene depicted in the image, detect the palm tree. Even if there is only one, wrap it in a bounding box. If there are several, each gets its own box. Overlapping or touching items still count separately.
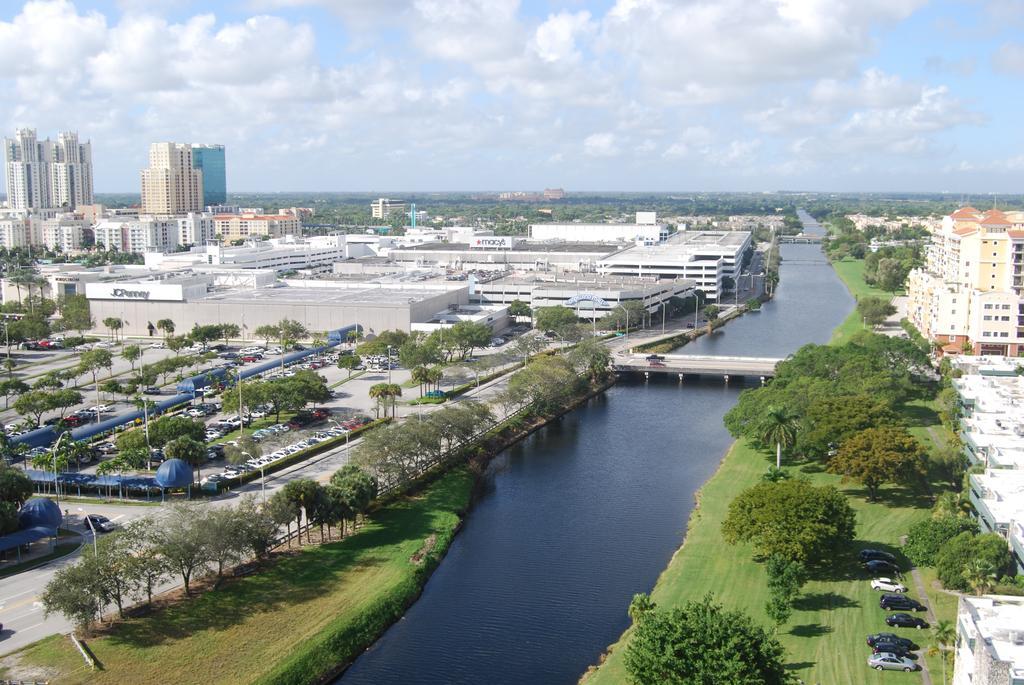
[368,383,402,418]
[412,365,431,397]
[156,318,175,341]
[758,407,799,469]
[928,619,956,685]
[964,558,998,596]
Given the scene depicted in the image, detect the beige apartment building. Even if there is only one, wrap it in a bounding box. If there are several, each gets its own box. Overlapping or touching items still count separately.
[907,207,1024,356]
[140,143,204,215]
[213,213,302,243]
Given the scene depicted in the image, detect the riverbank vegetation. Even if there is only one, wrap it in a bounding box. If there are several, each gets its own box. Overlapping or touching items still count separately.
[582,332,963,685]
[1,468,475,685]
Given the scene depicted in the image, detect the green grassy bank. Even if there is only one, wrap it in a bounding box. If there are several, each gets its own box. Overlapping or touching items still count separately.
[0,469,475,685]
[830,259,900,345]
[582,399,953,685]
[582,258,955,685]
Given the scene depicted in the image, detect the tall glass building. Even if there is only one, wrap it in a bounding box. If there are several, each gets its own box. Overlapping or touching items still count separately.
[191,144,226,205]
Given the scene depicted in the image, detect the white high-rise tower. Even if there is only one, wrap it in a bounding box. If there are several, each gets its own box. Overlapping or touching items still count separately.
[3,128,94,210]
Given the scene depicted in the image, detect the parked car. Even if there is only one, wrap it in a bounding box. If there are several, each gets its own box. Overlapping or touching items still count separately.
[865,559,902,576]
[142,386,162,395]
[867,652,917,672]
[871,641,913,658]
[867,633,919,651]
[885,613,928,629]
[95,442,118,455]
[871,577,908,593]
[84,514,115,533]
[859,549,898,563]
[880,594,927,612]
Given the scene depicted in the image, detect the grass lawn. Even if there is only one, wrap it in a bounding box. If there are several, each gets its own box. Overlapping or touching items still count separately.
[0,468,475,685]
[830,259,902,345]
[583,425,955,685]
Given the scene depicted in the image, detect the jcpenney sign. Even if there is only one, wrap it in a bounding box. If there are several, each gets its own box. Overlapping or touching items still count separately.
[471,236,516,249]
[85,282,186,302]
[111,288,151,300]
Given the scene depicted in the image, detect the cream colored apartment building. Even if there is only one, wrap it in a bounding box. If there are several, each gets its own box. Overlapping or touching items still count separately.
[907,207,1024,356]
[213,213,302,243]
[140,143,204,215]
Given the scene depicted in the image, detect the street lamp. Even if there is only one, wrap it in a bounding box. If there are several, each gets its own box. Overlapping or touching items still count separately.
[50,430,72,502]
[386,345,393,384]
[76,506,98,556]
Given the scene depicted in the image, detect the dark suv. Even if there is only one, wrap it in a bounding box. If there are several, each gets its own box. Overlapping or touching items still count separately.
[886,613,928,629]
[872,641,913,658]
[865,559,902,576]
[867,633,919,651]
[859,549,897,563]
[880,594,926,612]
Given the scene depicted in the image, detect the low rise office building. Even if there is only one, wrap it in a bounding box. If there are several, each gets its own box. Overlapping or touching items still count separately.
[529,212,668,244]
[213,212,301,243]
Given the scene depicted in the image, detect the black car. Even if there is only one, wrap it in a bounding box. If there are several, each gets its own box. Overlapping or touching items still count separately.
[143,386,162,395]
[872,641,913,658]
[865,559,902,576]
[880,594,927,612]
[84,514,114,533]
[645,354,665,361]
[885,613,928,629]
[859,549,897,563]
[867,633,919,651]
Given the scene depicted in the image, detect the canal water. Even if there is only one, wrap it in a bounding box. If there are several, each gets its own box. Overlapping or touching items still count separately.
[338,218,852,685]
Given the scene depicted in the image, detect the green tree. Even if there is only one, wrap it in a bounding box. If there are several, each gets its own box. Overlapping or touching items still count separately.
[828,426,928,501]
[219,323,241,347]
[508,299,532,321]
[152,503,210,596]
[268,489,301,547]
[624,593,795,685]
[368,382,402,418]
[57,294,93,334]
[166,334,187,356]
[721,479,856,565]
[330,463,378,531]
[41,555,106,631]
[758,407,799,469]
[935,532,1013,592]
[904,516,978,566]
[0,378,29,409]
[568,337,611,381]
[235,496,279,559]
[254,324,279,346]
[337,354,361,378]
[796,394,899,461]
[281,478,322,544]
[702,304,720,333]
[78,348,114,409]
[0,461,33,507]
[164,435,207,484]
[156,318,175,340]
[857,296,896,326]
[533,306,579,338]
[13,390,54,427]
[764,556,806,628]
[102,316,123,342]
[121,344,142,372]
[928,619,956,685]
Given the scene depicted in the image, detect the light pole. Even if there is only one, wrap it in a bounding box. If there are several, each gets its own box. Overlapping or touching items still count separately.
[50,431,71,502]
[387,345,393,384]
[76,506,98,556]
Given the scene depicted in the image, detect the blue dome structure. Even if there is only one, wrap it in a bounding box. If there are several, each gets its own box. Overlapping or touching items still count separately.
[155,459,193,489]
[18,497,63,530]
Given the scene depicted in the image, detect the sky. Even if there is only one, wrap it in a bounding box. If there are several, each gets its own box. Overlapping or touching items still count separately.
[2,0,1023,194]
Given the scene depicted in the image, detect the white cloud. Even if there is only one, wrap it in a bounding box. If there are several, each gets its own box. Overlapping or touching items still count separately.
[583,132,619,157]
[992,42,1024,75]
[532,11,594,64]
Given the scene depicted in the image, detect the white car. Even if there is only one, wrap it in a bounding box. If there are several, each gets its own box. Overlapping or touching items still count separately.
[149,342,167,349]
[88,404,115,413]
[871,577,908,593]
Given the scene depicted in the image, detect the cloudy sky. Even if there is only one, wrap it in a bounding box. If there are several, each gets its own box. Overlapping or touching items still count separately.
[2,0,1022,193]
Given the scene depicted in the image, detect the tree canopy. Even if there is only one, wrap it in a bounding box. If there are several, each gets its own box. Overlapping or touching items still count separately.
[827,426,928,501]
[624,594,795,685]
[721,478,856,565]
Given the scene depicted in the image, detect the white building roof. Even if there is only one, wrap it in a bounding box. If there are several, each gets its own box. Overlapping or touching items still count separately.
[961,596,1024,680]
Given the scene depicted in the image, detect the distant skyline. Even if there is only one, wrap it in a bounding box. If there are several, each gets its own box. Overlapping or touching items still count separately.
[2,0,1023,193]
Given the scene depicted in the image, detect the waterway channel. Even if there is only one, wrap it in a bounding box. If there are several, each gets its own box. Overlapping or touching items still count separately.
[338,212,852,685]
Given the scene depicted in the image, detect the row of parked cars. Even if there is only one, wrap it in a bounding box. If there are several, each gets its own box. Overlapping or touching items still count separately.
[861,549,929,673]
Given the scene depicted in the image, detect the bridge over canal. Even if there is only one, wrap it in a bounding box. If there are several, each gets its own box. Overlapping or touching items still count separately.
[613,353,785,381]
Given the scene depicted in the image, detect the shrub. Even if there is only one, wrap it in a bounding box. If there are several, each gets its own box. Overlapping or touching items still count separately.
[904,515,977,566]
[936,532,1014,592]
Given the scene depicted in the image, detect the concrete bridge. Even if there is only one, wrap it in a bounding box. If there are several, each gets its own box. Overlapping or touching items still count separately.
[613,353,785,382]
[778,234,823,244]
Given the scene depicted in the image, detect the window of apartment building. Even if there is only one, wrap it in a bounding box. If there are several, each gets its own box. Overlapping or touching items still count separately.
[984,315,992,320]
[984,303,993,309]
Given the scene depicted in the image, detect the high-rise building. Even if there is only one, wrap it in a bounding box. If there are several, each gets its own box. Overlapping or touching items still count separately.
[141,143,204,215]
[191,144,226,205]
[3,128,93,210]
[371,198,405,219]
[907,207,1024,356]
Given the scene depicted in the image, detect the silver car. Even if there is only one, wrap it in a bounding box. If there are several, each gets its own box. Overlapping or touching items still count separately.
[868,652,917,672]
